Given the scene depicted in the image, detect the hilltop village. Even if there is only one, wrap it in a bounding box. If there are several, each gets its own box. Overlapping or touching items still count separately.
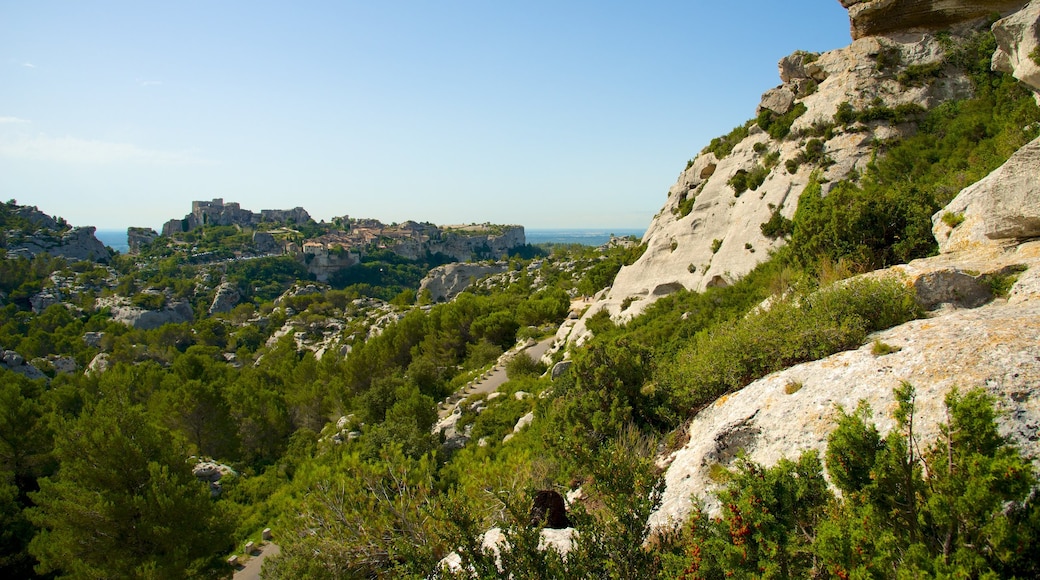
[131,198,525,281]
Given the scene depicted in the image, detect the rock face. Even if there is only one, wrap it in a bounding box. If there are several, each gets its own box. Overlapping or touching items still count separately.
[933,136,1040,252]
[419,262,510,302]
[651,242,1040,529]
[6,225,111,262]
[208,282,241,315]
[649,66,1040,526]
[566,27,979,344]
[126,227,158,254]
[993,0,1040,102]
[840,0,1029,40]
[99,296,195,330]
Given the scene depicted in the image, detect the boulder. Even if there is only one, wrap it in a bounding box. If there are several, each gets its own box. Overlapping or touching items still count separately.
[82,331,105,349]
[0,350,47,381]
[993,0,1040,103]
[551,360,572,380]
[86,353,110,375]
[933,136,1040,253]
[758,86,796,115]
[108,299,194,330]
[208,282,240,315]
[419,262,510,303]
[30,290,63,314]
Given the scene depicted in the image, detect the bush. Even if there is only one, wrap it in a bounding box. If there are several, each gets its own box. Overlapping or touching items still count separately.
[658,277,920,412]
[504,352,545,379]
[702,121,753,159]
[758,102,807,140]
[760,206,794,239]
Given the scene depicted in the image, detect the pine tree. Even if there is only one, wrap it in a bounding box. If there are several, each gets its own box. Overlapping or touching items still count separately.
[27,393,234,579]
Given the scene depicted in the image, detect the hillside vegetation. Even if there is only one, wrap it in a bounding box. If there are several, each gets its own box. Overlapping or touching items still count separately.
[1,21,1040,580]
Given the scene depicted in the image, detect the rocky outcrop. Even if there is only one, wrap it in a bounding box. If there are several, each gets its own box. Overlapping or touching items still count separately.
[126,227,158,254]
[839,0,1028,40]
[419,262,510,302]
[933,136,1040,252]
[566,28,979,344]
[208,282,241,315]
[993,0,1040,102]
[1,349,47,380]
[650,80,1040,527]
[99,296,195,330]
[6,226,111,262]
[302,246,359,283]
[651,241,1040,529]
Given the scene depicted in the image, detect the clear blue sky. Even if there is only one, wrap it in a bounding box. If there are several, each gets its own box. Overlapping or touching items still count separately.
[0,1,851,232]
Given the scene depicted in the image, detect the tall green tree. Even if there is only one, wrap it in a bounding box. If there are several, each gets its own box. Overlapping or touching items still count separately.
[27,393,234,579]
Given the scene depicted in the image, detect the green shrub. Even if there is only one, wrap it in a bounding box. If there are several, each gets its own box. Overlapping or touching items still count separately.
[658,277,920,412]
[131,292,166,310]
[728,170,749,195]
[870,339,901,355]
[980,265,1027,298]
[760,207,794,239]
[676,191,696,218]
[702,121,753,159]
[941,211,965,228]
[897,60,945,87]
[710,239,723,254]
[758,103,808,140]
[505,352,545,379]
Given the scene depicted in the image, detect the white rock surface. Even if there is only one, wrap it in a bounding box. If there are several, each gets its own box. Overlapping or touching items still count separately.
[993,0,1040,102]
[933,136,1040,253]
[567,30,976,344]
[419,262,510,303]
[650,227,1040,529]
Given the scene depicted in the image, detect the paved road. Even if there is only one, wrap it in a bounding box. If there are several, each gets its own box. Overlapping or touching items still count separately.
[233,542,280,580]
[438,335,555,419]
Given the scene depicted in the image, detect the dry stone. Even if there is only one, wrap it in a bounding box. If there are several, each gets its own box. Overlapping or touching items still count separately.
[993,0,1040,102]
[839,0,1029,40]
[650,242,1040,530]
[933,136,1040,253]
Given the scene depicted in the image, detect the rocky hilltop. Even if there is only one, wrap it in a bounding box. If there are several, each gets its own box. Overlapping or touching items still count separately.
[160,198,312,236]
[565,0,1035,345]
[1,202,111,263]
[644,0,1040,529]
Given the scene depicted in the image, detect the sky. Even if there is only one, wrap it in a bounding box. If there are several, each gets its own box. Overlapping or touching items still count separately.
[0,1,852,232]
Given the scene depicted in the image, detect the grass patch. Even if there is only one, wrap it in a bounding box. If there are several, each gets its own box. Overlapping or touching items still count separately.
[871,339,901,356]
[941,211,965,228]
[981,265,1027,298]
[784,380,803,395]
